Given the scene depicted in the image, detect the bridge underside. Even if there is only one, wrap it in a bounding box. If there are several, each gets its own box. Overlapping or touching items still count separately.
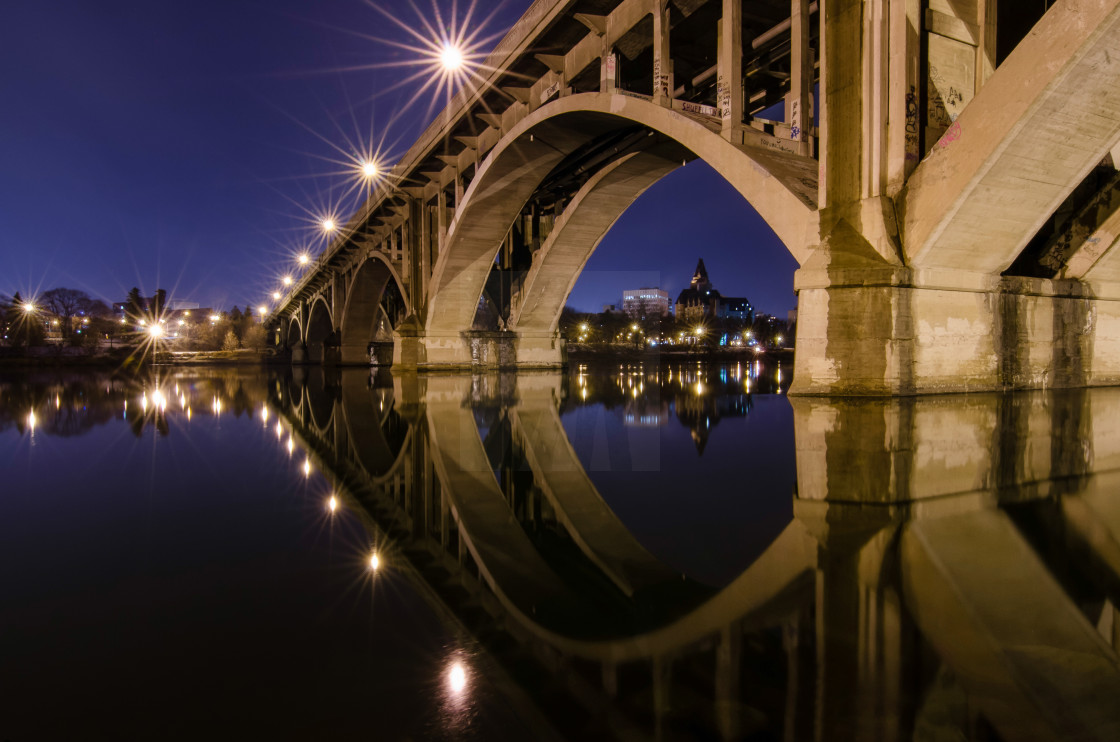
[272,0,1120,395]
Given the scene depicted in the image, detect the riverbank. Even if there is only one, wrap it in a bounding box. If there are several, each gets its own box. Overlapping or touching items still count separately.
[566,344,794,362]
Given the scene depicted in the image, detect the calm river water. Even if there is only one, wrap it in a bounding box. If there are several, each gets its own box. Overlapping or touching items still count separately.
[3,361,1120,740]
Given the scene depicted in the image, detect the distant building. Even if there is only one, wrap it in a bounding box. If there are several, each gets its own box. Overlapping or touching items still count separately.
[674,259,754,324]
[621,288,670,318]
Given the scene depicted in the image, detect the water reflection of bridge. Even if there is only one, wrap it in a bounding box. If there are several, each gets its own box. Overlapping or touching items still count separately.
[273,368,1120,741]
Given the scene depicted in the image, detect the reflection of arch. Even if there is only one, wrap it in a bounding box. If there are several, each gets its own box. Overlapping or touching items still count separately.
[305,297,333,364]
[340,254,409,365]
[423,377,817,659]
[425,92,816,337]
[303,367,335,434]
[340,371,411,482]
[509,400,677,596]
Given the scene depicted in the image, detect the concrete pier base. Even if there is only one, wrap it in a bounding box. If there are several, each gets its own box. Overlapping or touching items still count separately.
[392,328,566,371]
[791,267,1120,396]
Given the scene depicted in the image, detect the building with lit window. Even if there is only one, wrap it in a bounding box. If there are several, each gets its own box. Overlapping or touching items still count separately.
[621,288,670,319]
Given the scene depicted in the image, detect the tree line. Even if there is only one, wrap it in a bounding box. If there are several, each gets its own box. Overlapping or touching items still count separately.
[1,287,270,352]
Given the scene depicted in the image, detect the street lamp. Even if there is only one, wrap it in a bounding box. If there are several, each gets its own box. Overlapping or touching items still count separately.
[440,43,465,71]
[20,301,35,346]
[282,275,293,286]
[298,253,310,266]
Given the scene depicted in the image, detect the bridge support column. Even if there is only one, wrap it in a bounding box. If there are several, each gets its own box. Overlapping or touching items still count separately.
[792,259,1120,395]
[512,331,566,368]
[393,325,566,370]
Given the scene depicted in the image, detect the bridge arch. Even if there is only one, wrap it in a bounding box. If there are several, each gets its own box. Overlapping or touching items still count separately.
[285,312,302,348]
[304,296,334,365]
[424,91,817,338]
[340,253,409,365]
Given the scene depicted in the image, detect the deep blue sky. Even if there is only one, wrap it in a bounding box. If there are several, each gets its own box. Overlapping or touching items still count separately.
[0,0,797,317]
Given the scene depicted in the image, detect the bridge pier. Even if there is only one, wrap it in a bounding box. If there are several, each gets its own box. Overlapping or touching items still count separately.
[393,326,566,370]
[792,263,1120,395]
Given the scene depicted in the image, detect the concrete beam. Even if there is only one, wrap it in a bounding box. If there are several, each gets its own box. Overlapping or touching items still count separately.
[903,0,1120,275]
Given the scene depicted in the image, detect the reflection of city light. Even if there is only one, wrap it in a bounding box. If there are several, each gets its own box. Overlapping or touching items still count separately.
[27,410,36,431]
[328,495,338,513]
[448,662,467,693]
[261,407,269,424]
[369,552,380,571]
[302,458,312,477]
[695,381,704,395]
[275,421,283,439]
[286,437,294,456]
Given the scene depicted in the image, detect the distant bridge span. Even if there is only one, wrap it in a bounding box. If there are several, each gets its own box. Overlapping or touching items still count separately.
[270,0,1120,395]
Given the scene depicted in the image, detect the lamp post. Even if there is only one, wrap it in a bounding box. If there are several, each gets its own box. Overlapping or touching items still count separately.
[21,301,35,348]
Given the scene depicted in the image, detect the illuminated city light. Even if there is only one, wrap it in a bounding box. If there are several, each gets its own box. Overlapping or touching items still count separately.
[321,218,337,233]
[258,305,268,316]
[286,436,294,455]
[439,42,466,71]
[361,160,380,179]
[282,276,293,286]
[22,302,35,313]
[261,407,269,424]
[275,421,283,439]
[210,314,221,322]
[298,253,310,265]
[149,324,164,339]
[272,291,281,301]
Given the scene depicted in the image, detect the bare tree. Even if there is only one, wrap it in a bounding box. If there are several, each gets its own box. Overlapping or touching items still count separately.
[41,288,93,339]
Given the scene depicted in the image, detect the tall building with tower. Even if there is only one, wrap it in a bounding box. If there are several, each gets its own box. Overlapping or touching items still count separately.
[674,259,753,324]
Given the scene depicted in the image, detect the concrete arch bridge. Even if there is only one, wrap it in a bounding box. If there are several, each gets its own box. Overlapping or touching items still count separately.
[270,0,1120,395]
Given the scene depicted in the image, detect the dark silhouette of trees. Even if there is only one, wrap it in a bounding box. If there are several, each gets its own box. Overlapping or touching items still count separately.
[41,288,93,340]
[126,287,145,321]
[152,288,167,318]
